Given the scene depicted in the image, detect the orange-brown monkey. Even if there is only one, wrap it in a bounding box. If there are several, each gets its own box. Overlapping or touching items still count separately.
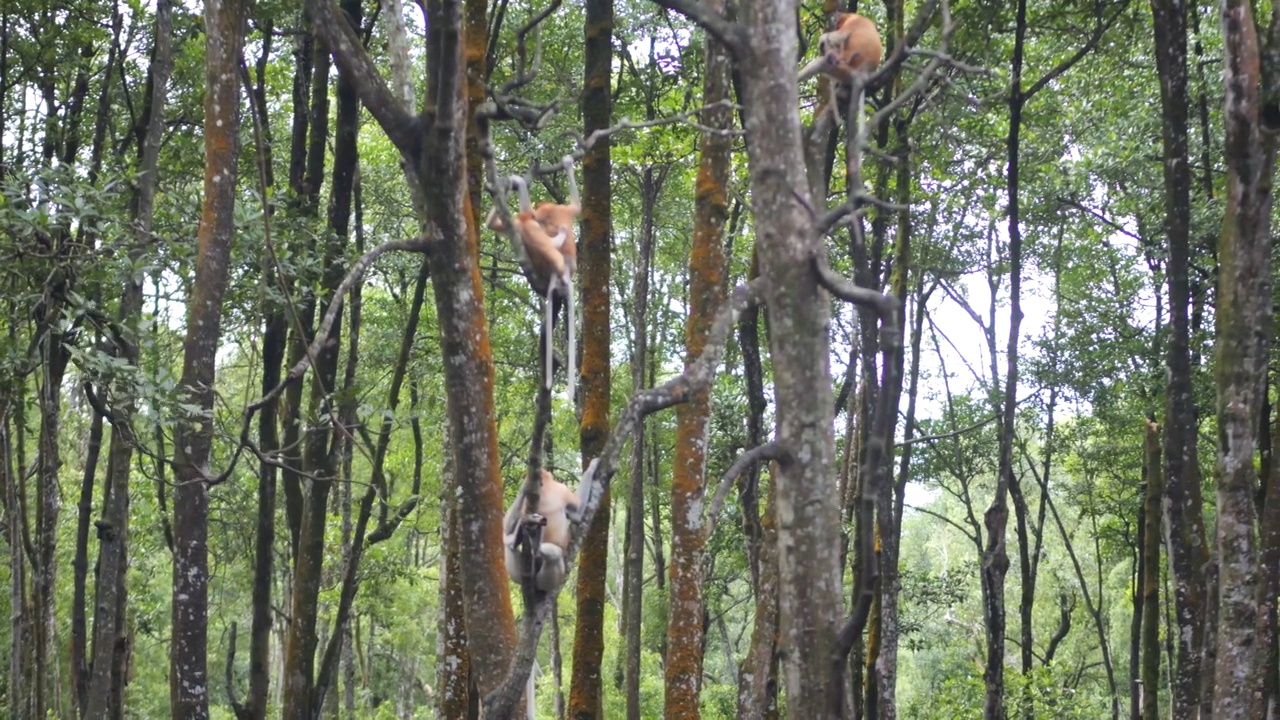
[486,156,580,401]
[798,12,883,125]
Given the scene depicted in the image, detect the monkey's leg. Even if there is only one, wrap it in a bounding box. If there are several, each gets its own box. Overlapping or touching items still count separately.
[829,82,842,127]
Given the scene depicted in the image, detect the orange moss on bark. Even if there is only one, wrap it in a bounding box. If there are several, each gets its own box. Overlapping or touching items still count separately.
[664,10,733,715]
[568,0,613,715]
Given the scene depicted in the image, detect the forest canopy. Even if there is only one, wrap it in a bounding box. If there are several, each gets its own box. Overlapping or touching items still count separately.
[0,0,1277,717]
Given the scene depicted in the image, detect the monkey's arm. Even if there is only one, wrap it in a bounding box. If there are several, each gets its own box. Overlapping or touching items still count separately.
[503,487,527,542]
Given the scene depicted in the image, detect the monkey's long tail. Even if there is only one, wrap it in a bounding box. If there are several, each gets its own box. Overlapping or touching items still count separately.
[566,276,575,403]
[544,283,555,391]
[525,658,539,720]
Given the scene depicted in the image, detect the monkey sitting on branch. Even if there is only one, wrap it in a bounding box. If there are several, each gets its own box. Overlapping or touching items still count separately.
[798,12,883,127]
[502,468,585,594]
[502,467,592,719]
[486,156,580,402]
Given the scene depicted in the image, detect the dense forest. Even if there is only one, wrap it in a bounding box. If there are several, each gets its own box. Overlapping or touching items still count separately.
[1,0,1278,715]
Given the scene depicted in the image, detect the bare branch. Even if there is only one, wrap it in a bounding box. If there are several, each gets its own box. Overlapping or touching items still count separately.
[901,413,1000,447]
[704,442,790,539]
[866,0,941,95]
[812,253,898,320]
[574,100,741,154]
[204,238,435,487]
[1022,1,1128,102]
[868,1,958,132]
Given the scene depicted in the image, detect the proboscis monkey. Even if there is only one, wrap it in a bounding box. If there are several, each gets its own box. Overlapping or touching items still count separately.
[503,469,581,591]
[486,156,581,401]
[798,12,883,126]
[503,468,585,720]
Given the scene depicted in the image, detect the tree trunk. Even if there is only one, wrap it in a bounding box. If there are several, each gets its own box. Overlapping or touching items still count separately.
[983,0,1030,714]
[1150,0,1210,713]
[3,404,26,720]
[1213,1,1277,713]
[737,465,780,720]
[1141,420,1163,720]
[169,0,244,712]
[282,0,360,710]
[664,2,732,714]
[83,4,171,715]
[623,165,659,720]
[243,19,282,719]
[1259,380,1280,719]
[568,0,614,714]
[737,1,842,714]
[72,402,103,716]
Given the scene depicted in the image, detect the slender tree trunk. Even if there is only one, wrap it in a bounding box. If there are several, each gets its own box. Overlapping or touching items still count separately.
[1213,1,1277,713]
[3,403,25,720]
[72,404,103,716]
[623,166,659,720]
[170,0,244,712]
[1259,382,1280,719]
[33,312,69,720]
[737,466,780,720]
[982,0,1030,714]
[664,2,732,713]
[83,5,171,716]
[568,0,614,713]
[1141,420,1163,720]
[242,18,281,719]
[1150,0,1209,713]
[283,0,361,705]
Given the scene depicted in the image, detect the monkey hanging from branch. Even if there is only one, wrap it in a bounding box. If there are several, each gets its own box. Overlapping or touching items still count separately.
[798,12,883,128]
[487,155,581,402]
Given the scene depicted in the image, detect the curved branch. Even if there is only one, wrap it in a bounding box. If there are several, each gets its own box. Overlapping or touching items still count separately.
[704,441,790,539]
[207,238,434,487]
[650,0,748,57]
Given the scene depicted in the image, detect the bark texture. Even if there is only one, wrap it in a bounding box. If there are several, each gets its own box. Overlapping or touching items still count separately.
[1150,0,1210,713]
[1141,420,1163,720]
[86,1,172,714]
[664,3,732,714]
[170,0,245,712]
[1213,0,1277,713]
[735,1,843,714]
[568,0,614,714]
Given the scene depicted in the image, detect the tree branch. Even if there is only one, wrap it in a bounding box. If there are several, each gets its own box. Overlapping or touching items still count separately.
[1022,1,1128,102]
[704,442,790,540]
[649,0,748,58]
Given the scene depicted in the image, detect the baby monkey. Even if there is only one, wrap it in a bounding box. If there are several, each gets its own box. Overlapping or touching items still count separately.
[487,156,580,401]
[798,12,883,126]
